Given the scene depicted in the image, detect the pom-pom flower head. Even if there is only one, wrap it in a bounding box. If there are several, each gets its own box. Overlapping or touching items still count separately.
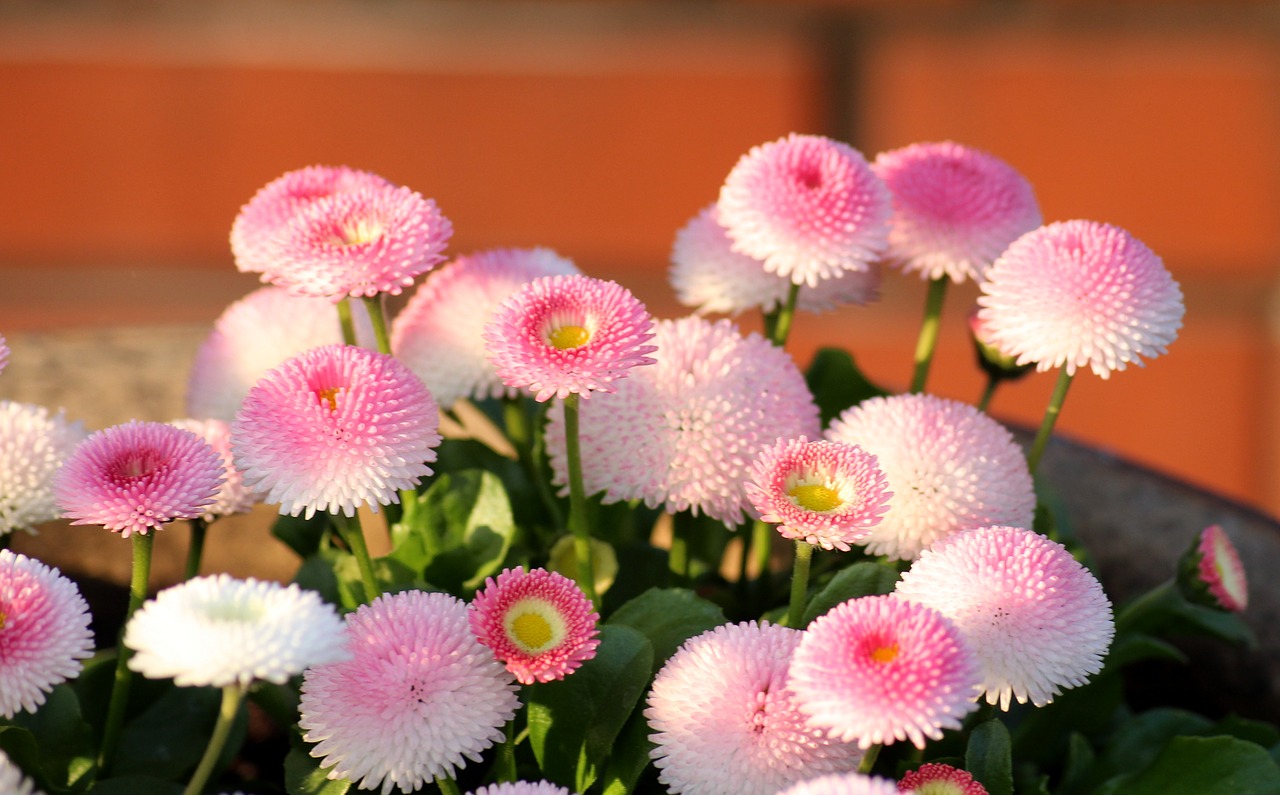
[484,274,657,402]
[872,141,1042,284]
[788,594,980,750]
[977,220,1184,379]
[0,402,88,536]
[895,525,1115,710]
[54,420,224,538]
[391,247,580,410]
[168,418,258,520]
[125,575,349,687]
[232,344,441,519]
[826,394,1034,560]
[0,748,43,795]
[468,784,571,795]
[0,550,94,718]
[778,774,900,795]
[898,763,989,795]
[745,438,891,551]
[299,590,520,795]
[646,621,863,795]
[1179,524,1248,612]
[0,334,8,376]
[717,133,891,287]
[469,567,600,684]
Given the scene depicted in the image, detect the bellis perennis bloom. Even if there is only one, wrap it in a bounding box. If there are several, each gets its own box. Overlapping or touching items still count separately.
[898,763,989,795]
[0,401,87,536]
[1180,524,1248,612]
[469,567,600,685]
[777,773,900,795]
[977,220,1184,379]
[168,418,257,520]
[468,784,571,795]
[54,420,224,538]
[484,274,657,402]
[0,749,43,795]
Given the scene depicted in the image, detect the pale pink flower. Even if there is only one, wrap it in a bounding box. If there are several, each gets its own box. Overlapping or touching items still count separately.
[0,402,88,535]
[744,438,891,551]
[299,590,520,795]
[54,421,224,538]
[977,220,1184,379]
[1184,524,1248,612]
[0,335,8,376]
[0,551,93,718]
[546,317,821,524]
[469,567,599,685]
[872,141,1041,284]
[232,344,441,519]
[898,763,989,795]
[788,595,980,749]
[895,525,1115,710]
[778,775,900,795]
[670,204,881,316]
[391,247,580,409]
[646,621,863,795]
[484,274,657,402]
[168,418,258,520]
[826,394,1034,560]
[0,748,43,795]
[717,133,891,287]
[468,784,571,795]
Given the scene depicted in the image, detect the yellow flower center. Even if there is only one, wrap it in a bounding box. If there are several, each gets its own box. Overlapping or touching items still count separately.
[788,484,842,513]
[338,218,385,246]
[548,325,591,350]
[870,643,899,664]
[511,611,554,651]
[317,387,342,412]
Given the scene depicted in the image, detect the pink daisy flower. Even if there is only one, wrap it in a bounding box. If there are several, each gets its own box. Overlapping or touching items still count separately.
[898,763,989,795]
[826,394,1034,561]
[186,286,374,422]
[232,344,441,519]
[872,141,1042,284]
[744,438,891,552]
[895,525,1115,710]
[976,220,1184,379]
[169,418,258,520]
[788,594,980,749]
[469,567,600,685]
[670,204,882,316]
[1181,524,1248,612]
[0,334,8,376]
[0,402,88,535]
[53,421,224,538]
[778,774,900,795]
[484,274,657,403]
[391,247,580,410]
[299,590,520,795]
[468,784,571,795]
[546,316,821,525]
[717,133,891,287]
[0,550,94,718]
[646,621,863,795]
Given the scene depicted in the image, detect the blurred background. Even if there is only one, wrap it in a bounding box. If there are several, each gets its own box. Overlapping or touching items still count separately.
[2,0,1278,518]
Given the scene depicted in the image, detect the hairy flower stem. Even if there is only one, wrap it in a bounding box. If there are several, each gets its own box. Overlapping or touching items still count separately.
[437,776,463,795]
[562,393,598,606]
[336,298,357,346]
[858,743,882,774]
[334,512,380,605]
[977,374,1000,413]
[97,531,155,773]
[786,540,814,629]
[183,517,208,580]
[750,519,774,593]
[504,397,564,531]
[909,277,950,394]
[764,282,802,347]
[183,684,246,795]
[669,511,693,582]
[495,718,518,783]
[1026,368,1075,474]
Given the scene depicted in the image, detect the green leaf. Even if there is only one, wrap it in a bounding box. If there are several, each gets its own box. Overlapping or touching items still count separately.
[0,726,43,788]
[1093,735,1280,795]
[607,588,726,674]
[272,512,335,559]
[526,625,653,792]
[966,718,1013,795]
[1105,633,1189,668]
[802,562,899,627]
[285,746,352,794]
[9,684,95,790]
[1210,714,1280,748]
[804,347,890,427]
[89,777,184,795]
[1054,732,1096,795]
[598,705,658,795]
[1085,707,1213,787]
[113,684,247,780]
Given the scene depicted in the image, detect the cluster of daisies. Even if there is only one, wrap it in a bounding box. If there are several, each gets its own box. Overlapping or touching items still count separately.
[0,132,1240,795]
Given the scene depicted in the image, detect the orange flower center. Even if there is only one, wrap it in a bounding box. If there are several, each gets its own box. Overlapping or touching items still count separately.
[870,643,899,664]
[317,387,342,412]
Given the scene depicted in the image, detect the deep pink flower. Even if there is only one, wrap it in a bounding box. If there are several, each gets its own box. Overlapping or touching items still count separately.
[977,220,1184,379]
[718,133,891,287]
[546,317,821,524]
[0,550,94,718]
[744,438,891,551]
[299,590,520,795]
[0,402,88,535]
[484,274,657,402]
[646,621,863,795]
[778,775,900,795]
[168,418,258,520]
[232,344,441,519]
[391,247,580,409]
[895,526,1114,710]
[469,567,599,685]
[826,394,1034,560]
[898,763,988,795]
[872,141,1041,284]
[1185,524,1248,612]
[788,595,980,749]
[54,421,224,538]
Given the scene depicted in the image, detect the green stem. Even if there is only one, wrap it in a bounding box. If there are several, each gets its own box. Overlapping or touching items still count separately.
[562,394,597,605]
[669,512,691,582]
[336,299,357,346]
[1026,368,1075,474]
[976,374,999,413]
[183,517,208,580]
[495,718,518,783]
[437,776,462,795]
[858,743,882,775]
[183,684,245,795]
[1114,579,1179,634]
[909,277,950,394]
[97,531,155,774]
[504,397,564,530]
[750,519,773,589]
[767,282,802,348]
[786,540,814,629]
[334,512,380,605]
